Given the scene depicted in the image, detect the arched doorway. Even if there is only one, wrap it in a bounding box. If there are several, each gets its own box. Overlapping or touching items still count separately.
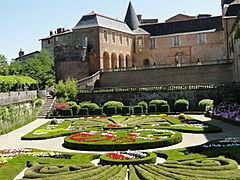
[125,55,131,67]
[94,80,101,88]
[119,54,124,68]
[111,53,117,69]
[103,52,110,69]
[175,52,185,64]
[143,59,150,66]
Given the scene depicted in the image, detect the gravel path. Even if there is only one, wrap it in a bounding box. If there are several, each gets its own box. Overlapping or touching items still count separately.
[0,115,240,154]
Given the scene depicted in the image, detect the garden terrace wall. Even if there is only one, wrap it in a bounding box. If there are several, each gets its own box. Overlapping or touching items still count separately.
[78,84,240,110]
[99,63,234,87]
[0,91,37,106]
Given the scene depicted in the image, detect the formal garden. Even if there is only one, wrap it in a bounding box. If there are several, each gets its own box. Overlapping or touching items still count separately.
[1,53,240,179]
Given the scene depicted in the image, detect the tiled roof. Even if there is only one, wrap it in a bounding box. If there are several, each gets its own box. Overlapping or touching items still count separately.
[225,4,240,16]
[140,16,223,36]
[222,0,235,5]
[124,2,139,30]
[73,13,132,34]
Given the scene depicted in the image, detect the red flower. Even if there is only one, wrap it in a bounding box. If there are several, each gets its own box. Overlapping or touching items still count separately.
[53,103,69,110]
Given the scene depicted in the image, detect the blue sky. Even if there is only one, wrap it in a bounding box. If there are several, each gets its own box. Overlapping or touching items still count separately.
[0,0,221,62]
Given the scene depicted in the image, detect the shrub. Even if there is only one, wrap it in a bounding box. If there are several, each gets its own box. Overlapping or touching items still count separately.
[138,101,148,114]
[106,107,117,116]
[67,101,78,107]
[148,104,157,113]
[162,105,170,112]
[174,99,189,112]
[149,100,168,112]
[93,108,103,116]
[55,80,67,99]
[33,99,44,107]
[65,78,78,101]
[53,103,69,110]
[133,106,143,114]
[198,99,214,111]
[71,105,80,115]
[122,106,131,115]
[50,119,58,125]
[79,108,89,116]
[80,102,99,115]
[59,109,73,116]
[103,101,124,113]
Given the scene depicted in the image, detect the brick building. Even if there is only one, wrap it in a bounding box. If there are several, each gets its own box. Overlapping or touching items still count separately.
[41,1,240,87]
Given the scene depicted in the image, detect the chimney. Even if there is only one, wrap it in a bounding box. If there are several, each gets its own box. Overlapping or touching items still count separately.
[19,49,24,57]
[137,14,142,22]
[197,14,212,19]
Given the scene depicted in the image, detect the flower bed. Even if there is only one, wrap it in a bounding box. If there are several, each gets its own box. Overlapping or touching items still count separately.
[213,103,240,123]
[100,151,157,166]
[63,129,182,151]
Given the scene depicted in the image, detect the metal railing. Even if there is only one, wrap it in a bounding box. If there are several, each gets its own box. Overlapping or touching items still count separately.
[101,59,233,73]
[78,82,240,94]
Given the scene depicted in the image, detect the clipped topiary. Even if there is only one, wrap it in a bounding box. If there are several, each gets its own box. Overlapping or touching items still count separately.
[122,106,131,115]
[59,109,73,116]
[80,102,99,115]
[162,104,170,112]
[106,107,117,116]
[148,104,157,113]
[198,99,214,111]
[174,99,189,112]
[133,106,143,114]
[79,108,89,116]
[93,108,103,116]
[149,100,168,112]
[103,101,124,114]
[71,105,80,115]
[138,101,148,114]
[67,101,78,107]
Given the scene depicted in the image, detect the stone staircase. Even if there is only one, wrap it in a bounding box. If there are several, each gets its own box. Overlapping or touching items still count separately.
[37,95,55,119]
[77,71,101,89]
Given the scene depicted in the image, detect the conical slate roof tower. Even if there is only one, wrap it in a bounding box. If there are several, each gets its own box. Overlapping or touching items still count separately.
[124,1,139,30]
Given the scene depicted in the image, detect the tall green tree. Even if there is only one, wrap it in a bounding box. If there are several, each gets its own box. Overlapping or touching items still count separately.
[0,54,9,75]
[24,50,55,89]
[9,60,24,75]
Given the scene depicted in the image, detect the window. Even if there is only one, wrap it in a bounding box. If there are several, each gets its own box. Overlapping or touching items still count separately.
[112,32,115,43]
[173,35,180,47]
[198,33,206,44]
[176,52,184,64]
[137,37,144,46]
[55,37,59,42]
[83,36,88,47]
[47,39,51,44]
[119,34,123,44]
[150,38,156,48]
[104,30,108,42]
[126,36,129,45]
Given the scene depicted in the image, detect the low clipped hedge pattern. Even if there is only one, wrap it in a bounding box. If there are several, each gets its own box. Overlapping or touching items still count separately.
[134,157,240,179]
[100,152,157,166]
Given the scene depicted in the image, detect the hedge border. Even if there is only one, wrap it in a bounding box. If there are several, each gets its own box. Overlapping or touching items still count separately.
[99,152,157,166]
[63,131,182,151]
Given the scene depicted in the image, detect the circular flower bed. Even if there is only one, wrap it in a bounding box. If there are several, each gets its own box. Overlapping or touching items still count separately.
[63,129,182,151]
[100,151,157,166]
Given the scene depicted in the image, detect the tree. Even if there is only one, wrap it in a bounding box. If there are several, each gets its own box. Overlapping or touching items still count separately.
[9,60,24,75]
[24,50,55,89]
[0,54,9,75]
[65,78,78,101]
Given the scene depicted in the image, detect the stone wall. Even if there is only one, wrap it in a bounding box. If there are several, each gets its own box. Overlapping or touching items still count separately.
[0,91,37,106]
[99,63,234,87]
[78,85,240,110]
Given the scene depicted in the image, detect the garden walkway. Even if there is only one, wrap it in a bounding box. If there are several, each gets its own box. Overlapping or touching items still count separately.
[0,115,240,154]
